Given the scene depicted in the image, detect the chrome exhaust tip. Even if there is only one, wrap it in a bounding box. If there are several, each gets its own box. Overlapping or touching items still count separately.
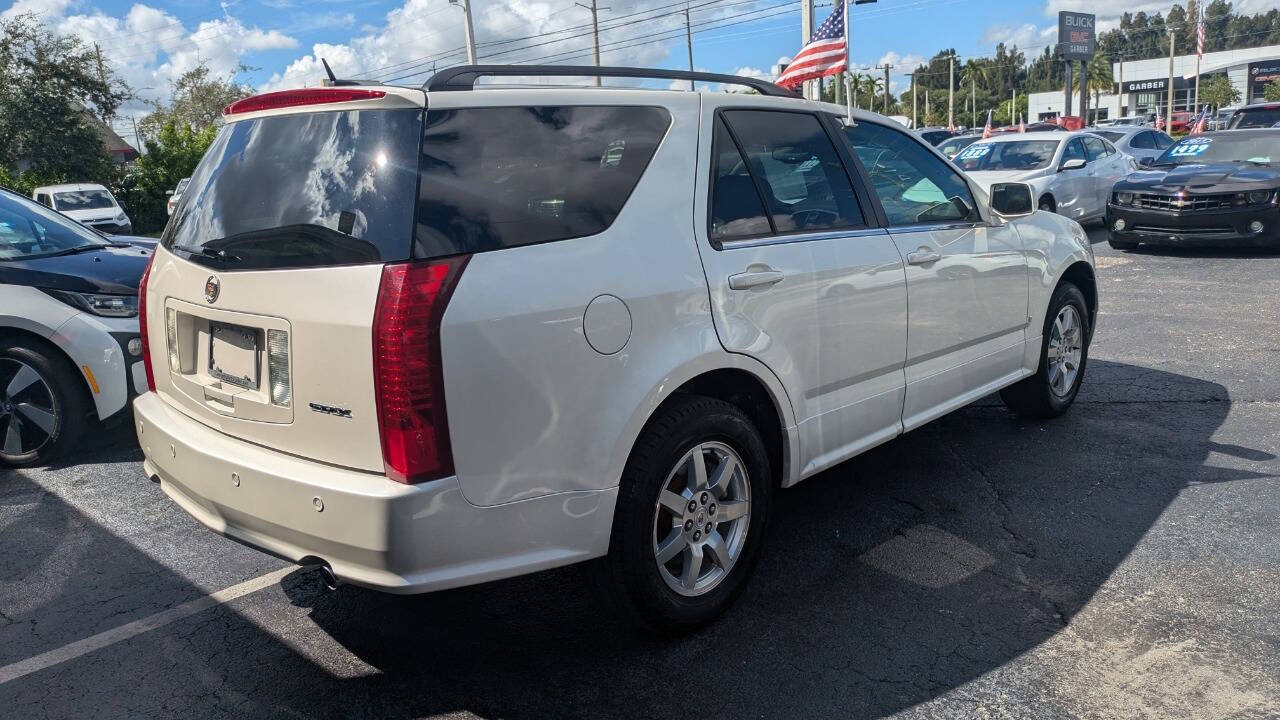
[317,564,339,591]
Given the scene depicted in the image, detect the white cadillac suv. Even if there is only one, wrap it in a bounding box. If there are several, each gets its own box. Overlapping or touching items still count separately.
[134,66,1097,632]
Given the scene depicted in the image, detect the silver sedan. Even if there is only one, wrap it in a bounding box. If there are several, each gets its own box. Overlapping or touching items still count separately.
[1089,126,1177,163]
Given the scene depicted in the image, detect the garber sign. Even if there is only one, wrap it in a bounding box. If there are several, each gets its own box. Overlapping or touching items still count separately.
[1059,11,1096,61]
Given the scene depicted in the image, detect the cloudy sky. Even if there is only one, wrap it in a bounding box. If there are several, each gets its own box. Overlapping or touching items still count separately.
[3,0,1275,143]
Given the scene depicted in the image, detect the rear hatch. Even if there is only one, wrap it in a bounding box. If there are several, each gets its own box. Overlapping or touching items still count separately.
[145,88,424,473]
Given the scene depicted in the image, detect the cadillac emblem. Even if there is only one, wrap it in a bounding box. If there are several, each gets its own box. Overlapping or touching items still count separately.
[204,276,220,304]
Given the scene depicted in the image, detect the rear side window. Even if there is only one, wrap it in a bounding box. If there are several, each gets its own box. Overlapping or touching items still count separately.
[1154,132,1176,149]
[714,109,864,237]
[709,117,771,240]
[414,106,671,258]
[164,109,422,271]
[1130,132,1155,150]
[1083,136,1107,161]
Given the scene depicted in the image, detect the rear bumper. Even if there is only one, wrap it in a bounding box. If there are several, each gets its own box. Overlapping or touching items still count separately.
[1107,203,1280,246]
[134,392,617,593]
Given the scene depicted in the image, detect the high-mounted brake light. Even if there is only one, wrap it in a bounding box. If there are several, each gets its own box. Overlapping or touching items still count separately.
[372,256,469,484]
[223,88,386,116]
[137,254,156,392]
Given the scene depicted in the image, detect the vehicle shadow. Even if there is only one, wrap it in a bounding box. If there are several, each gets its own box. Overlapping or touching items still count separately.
[1121,245,1280,260]
[0,359,1271,719]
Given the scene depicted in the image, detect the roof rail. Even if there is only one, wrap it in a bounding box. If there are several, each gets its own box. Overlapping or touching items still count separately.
[424,64,799,98]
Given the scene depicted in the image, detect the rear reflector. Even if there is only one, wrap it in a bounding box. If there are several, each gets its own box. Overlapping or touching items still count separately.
[223,88,387,116]
[137,254,156,392]
[372,256,469,484]
[267,329,291,408]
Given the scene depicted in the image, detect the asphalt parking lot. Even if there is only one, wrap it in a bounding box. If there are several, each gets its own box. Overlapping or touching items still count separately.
[2,228,1279,720]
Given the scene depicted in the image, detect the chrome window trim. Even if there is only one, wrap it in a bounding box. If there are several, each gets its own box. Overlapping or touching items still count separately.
[884,220,987,234]
[717,227,889,250]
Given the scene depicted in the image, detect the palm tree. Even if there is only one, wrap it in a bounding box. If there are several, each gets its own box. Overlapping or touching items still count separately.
[1086,53,1113,117]
[959,59,987,127]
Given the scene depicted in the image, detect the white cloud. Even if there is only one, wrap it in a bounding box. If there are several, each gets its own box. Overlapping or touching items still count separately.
[6,2,298,122]
[981,22,1042,49]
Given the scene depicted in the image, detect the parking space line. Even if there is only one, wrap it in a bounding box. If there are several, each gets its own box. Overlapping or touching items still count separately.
[0,567,295,686]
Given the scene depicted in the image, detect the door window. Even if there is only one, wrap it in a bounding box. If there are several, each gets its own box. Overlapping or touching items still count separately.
[1083,136,1108,161]
[1130,132,1156,150]
[1153,132,1176,149]
[845,121,979,226]
[1063,138,1087,165]
[718,110,865,235]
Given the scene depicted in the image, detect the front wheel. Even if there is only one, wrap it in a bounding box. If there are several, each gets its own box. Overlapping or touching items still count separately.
[0,340,89,467]
[1001,282,1090,419]
[599,395,772,633]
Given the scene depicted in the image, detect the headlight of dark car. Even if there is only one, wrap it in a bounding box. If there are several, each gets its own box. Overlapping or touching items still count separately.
[1247,190,1275,205]
[41,289,139,318]
[1115,191,1134,205]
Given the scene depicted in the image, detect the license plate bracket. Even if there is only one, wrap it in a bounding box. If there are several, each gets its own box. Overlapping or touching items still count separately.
[209,322,261,391]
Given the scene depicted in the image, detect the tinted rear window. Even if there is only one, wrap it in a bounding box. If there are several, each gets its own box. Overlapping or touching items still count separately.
[413,106,670,258]
[163,109,422,270]
[1230,107,1280,129]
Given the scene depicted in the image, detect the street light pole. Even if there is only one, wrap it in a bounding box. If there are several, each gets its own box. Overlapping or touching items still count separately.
[575,0,609,84]
[948,51,955,129]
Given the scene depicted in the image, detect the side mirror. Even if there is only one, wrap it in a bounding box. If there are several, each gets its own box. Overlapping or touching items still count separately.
[989,182,1034,217]
[1060,157,1087,171]
[1136,156,1155,168]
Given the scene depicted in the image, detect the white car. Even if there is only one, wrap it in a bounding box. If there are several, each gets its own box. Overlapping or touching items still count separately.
[134,68,1097,632]
[32,183,133,235]
[953,131,1133,222]
[1090,126,1176,164]
[166,177,190,216]
[0,188,152,466]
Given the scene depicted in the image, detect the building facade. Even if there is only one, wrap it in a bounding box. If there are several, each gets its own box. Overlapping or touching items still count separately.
[1028,43,1280,122]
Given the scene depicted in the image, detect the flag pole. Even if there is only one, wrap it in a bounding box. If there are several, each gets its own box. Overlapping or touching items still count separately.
[843,0,853,126]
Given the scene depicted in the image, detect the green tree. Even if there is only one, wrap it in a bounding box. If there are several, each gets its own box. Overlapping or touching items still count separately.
[1199,74,1241,108]
[137,63,251,143]
[116,121,216,234]
[1265,78,1280,102]
[0,13,131,194]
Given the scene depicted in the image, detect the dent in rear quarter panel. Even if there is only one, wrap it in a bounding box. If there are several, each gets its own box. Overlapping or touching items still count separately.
[438,92,734,508]
[1009,211,1095,369]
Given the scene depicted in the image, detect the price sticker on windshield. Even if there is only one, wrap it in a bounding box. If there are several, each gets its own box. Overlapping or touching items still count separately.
[958,144,991,160]
[1169,137,1212,157]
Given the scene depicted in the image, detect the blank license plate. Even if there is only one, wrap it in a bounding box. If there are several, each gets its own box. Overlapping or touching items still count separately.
[209,323,260,390]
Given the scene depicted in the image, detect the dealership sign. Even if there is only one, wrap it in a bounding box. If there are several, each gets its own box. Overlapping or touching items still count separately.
[1250,61,1280,95]
[1058,11,1096,61]
[1121,77,1192,93]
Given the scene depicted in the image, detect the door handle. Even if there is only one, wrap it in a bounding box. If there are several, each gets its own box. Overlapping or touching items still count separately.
[906,247,941,265]
[728,269,785,290]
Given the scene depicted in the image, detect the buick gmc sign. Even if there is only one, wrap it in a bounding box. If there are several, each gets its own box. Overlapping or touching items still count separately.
[1059,11,1096,61]
[1250,61,1280,95]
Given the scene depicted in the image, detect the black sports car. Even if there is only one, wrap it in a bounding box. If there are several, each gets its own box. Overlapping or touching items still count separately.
[1107,128,1280,249]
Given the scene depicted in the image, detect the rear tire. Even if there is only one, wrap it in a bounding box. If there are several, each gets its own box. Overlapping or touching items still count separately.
[0,340,90,467]
[1001,282,1090,419]
[599,395,772,634]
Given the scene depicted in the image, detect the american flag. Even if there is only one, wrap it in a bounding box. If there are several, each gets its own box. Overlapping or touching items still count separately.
[1197,12,1205,59]
[776,1,846,88]
[982,110,993,139]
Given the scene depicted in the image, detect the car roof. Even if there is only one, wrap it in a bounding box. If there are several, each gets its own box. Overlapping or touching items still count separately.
[1090,125,1144,136]
[971,131,1069,143]
[1192,127,1280,138]
[33,183,109,193]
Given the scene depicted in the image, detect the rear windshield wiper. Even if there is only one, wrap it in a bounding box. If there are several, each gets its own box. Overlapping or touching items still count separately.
[171,243,240,264]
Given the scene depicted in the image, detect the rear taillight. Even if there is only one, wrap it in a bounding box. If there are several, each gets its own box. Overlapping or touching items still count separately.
[372,256,469,484]
[137,254,156,392]
[223,88,386,116]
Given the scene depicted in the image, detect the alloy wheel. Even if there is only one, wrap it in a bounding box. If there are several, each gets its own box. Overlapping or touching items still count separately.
[651,441,751,597]
[0,359,58,458]
[1047,305,1084,397]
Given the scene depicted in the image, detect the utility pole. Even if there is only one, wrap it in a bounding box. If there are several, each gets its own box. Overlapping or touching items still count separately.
[575,0,609,85]
[1118,54,1126,114]
[971,75,976,128]
[880,63,892,114]
[925,88,930,123]
[449,0,478,65]
[1012,88,1017,124]
[1167,28,1176,126]
[1193,2,1203,112]
[801,0,814,100]
[907,72,917,129]
[684,3,695,90]
[948,51,955,129]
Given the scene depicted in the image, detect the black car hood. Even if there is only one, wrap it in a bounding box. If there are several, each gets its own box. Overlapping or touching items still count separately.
[0,244,153,294]
[1117,162,1280,194]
